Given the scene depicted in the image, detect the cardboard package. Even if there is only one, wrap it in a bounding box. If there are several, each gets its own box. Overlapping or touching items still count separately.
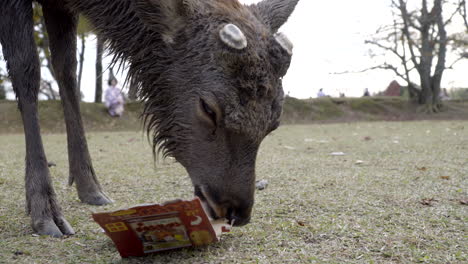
[92,198,231,257]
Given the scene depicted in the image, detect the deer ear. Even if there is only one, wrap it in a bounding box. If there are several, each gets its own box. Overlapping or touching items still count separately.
[134,0,201,42]
[252,0,299,32]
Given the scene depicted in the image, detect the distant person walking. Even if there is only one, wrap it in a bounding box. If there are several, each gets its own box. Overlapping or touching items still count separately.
[439,88,450,101]
[105,78,125,117]
[317,88,326,98]
[363,88,370,97]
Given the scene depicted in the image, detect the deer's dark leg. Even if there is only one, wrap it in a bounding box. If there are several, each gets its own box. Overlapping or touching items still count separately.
[0,0,74,237]
[42,5,112,205]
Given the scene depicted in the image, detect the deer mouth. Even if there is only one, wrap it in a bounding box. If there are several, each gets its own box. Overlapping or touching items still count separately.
[194,185,227,221]
[194,185,249,226]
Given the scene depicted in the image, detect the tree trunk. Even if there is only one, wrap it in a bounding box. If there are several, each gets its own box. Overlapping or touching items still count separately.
[0,84,6,100]
[94,34,104,103]
[38,15,56,81]
[431,0,447,112]
[407,83,421,102]
[417,0,434,109]
[108,67,115,83]
[77,33,86,100]
[128,77,138,101]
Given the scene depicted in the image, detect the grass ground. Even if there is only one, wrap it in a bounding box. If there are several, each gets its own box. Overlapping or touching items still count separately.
[0,121,467,263]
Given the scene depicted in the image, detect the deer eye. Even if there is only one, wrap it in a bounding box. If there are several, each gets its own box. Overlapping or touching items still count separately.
[200,98,217,127]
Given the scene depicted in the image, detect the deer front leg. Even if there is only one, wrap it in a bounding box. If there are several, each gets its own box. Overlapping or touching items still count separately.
[0,0,74,237]
[43,6,112,205]
[23,102,75,237]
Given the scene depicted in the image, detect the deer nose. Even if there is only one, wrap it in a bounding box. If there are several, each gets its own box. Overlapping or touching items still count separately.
[195,185,253,226]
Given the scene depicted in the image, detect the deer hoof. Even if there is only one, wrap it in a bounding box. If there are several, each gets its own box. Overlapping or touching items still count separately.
[80,191,113,206]
[32,217,75,238]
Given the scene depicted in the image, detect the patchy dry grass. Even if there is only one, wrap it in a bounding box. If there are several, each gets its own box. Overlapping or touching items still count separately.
[2,99,468,133]
[0,121,467,263]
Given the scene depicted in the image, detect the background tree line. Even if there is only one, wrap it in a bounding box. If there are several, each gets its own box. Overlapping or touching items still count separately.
[1,1,467,111]
[366,0,467,112]
[0,3,110,102]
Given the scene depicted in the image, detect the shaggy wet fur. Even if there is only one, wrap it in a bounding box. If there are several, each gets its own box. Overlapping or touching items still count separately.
[0,0,299,236]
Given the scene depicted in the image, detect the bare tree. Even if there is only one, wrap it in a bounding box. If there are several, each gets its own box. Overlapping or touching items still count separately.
[108,67,116,83]
[127,77,139,101]
[76,16,93,100]
[77,33,86,95]
[94,34,104,103]
[32,3,61,100]
[0,85,5,100]
[0,72,6,100]
[366,0,466,113]
[39,80,60,100]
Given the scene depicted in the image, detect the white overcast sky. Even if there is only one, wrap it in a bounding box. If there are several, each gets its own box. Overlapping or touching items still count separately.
[1,0,467,100]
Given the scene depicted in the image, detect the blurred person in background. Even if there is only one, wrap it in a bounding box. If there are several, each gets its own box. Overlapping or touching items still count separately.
[105,77,125,117]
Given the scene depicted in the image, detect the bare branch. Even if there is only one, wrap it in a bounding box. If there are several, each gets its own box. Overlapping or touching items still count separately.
[398,0,421,70]
[38,13,56,80]
[364,40,405,60]
[461,0,468,30]
[444,0,465,26]
[331,63,412,84]
[446,56,465,69]
[39,80,59,100]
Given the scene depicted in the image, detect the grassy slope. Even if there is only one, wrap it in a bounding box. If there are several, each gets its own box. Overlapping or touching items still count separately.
[0,121,467,263]
[281,97,468,124]
[0,100,144,134]
[1,98,468,133]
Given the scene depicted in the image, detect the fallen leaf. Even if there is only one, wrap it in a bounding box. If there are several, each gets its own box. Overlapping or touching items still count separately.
[297,220,306,226]
[420,198,438,206]
[439,176,450,180]
[416,167,427,171]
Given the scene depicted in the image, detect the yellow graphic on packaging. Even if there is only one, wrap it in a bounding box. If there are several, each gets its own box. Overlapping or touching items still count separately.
[110,209,137,216]
[105,222,128,232]
[190,230,213,246]
[185,209,200,216]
